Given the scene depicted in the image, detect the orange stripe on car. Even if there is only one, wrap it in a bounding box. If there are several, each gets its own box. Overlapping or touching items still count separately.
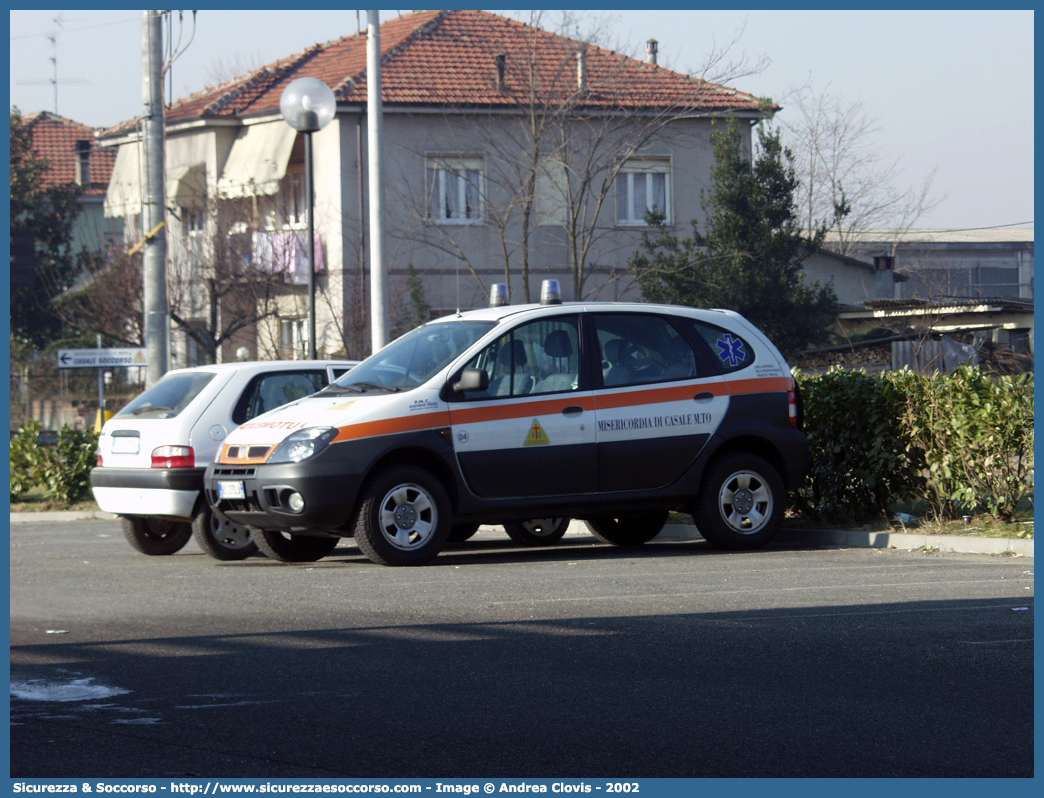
[218,375,795,464]
[331,411,453,443]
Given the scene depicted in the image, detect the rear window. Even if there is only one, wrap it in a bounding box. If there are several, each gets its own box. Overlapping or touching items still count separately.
[116,372,217,419]
[232,370,329,424]
[672,319,756,375]
[695,322,755,374]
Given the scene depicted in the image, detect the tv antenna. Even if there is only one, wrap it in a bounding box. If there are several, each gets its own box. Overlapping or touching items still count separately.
[16,14,89,115]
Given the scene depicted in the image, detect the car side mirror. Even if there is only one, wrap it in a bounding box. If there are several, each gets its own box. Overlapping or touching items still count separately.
[453,368,489,393]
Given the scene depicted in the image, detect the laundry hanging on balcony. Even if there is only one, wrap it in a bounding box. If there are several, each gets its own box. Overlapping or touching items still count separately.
[251,231,325,285]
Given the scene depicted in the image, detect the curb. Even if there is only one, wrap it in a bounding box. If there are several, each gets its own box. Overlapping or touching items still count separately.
[613,522,1034,558]
[777,526,1034,558]
[9,514,1034,558]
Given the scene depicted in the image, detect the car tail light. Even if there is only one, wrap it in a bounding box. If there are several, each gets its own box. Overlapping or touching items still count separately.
[788,389,803,429]
[97,452,104,467]
[151,445,195,469]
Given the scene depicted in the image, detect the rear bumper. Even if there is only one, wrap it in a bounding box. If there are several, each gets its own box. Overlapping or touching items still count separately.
[90,467,204,520]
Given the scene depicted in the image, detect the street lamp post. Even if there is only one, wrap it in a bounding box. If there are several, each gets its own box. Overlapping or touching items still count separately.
[279,77,336,359]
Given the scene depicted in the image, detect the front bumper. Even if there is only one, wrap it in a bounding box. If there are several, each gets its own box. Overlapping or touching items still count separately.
[205,458,365,532]
[89,466,205,519]
[205,430,456,533]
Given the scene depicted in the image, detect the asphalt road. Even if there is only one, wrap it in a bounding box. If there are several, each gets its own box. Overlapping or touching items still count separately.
[10,519,1035,778]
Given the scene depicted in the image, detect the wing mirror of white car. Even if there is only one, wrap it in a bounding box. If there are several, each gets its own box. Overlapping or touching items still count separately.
[453,368,490,393]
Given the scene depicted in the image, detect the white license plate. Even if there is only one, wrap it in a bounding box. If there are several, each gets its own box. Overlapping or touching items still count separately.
[217,480,246,500]
[110,436,139,454]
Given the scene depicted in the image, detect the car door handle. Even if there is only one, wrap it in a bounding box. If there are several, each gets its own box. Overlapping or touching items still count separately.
[562,406,584,416]
[694,392,716,401]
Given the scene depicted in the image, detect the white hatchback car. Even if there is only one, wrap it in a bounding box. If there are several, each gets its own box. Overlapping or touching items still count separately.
[90,360,356,559]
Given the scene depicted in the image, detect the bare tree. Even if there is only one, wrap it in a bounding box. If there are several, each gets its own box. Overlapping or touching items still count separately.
[50,250,145,347]
[53,195,298,365]
[780,83,940,254]
[394,11,770,303]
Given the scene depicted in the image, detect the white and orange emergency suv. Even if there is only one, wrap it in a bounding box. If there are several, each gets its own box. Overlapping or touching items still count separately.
[204,285,809,566]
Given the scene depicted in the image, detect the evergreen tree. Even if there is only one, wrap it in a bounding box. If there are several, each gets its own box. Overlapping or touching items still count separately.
[631,118,838,356]
[10,110,83,345]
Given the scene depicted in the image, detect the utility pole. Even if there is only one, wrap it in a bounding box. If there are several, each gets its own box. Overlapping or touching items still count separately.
[367,10,388,352]
[142,10,169,386]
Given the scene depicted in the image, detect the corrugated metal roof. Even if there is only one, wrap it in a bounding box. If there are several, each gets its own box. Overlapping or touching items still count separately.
[824,227,1034,245]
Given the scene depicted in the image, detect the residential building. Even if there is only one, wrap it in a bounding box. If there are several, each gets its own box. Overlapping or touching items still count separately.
[14,111,122,272]
[98,9,769,364]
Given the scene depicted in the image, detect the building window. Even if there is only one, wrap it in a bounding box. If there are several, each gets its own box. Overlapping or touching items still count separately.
[261,171,307,231]
[975,266,1020,297]
[280,318,309,360]
[185,328,207,367]
[282,171,307,228]
[535,158,570,227]
[427,156,484,224]
[616,158,671,225]
[182,207,206,237]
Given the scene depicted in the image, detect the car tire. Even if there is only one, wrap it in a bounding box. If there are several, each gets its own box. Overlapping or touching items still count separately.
[504,517,570,546]
[448,523,480,543]
[585,511,668,546]
[121,515,192,556]
[694,453,784,550]
[191,508,259,561]
[252,529,340,562]
[352,466,451,566]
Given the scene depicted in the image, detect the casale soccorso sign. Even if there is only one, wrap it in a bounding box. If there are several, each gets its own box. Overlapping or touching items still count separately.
[56,348,148,369]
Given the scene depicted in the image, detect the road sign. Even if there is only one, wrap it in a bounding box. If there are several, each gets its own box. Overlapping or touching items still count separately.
[56,348,148,369]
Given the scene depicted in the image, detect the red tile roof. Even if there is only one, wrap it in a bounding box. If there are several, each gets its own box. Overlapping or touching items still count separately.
[23,111,116,197]
[102,10,766,137]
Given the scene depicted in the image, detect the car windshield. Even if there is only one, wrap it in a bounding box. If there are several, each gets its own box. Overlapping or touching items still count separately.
[116,372,217,419]
[330,320,496,393]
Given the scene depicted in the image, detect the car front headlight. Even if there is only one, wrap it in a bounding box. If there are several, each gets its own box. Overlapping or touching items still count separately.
[267,427,339,464]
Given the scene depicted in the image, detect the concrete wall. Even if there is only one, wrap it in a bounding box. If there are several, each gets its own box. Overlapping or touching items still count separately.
[801,250,882,307]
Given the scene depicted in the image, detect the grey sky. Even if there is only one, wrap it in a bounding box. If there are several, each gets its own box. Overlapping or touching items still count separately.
[8,9,1034,231]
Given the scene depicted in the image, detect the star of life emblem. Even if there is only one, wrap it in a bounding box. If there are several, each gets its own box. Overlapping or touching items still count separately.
[716,334,746,367]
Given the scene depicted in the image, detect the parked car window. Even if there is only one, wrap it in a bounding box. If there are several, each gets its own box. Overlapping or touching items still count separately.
[463,331,534,398]
[336,320,495,393]
[233,371,327,424]
[685,321,756,374]
[456,316,581,400]
[116,372,217,419]
[592,313,698,387]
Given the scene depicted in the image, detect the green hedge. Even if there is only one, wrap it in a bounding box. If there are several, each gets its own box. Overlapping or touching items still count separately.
[793,366,1034,523]
[9,419,99,504]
